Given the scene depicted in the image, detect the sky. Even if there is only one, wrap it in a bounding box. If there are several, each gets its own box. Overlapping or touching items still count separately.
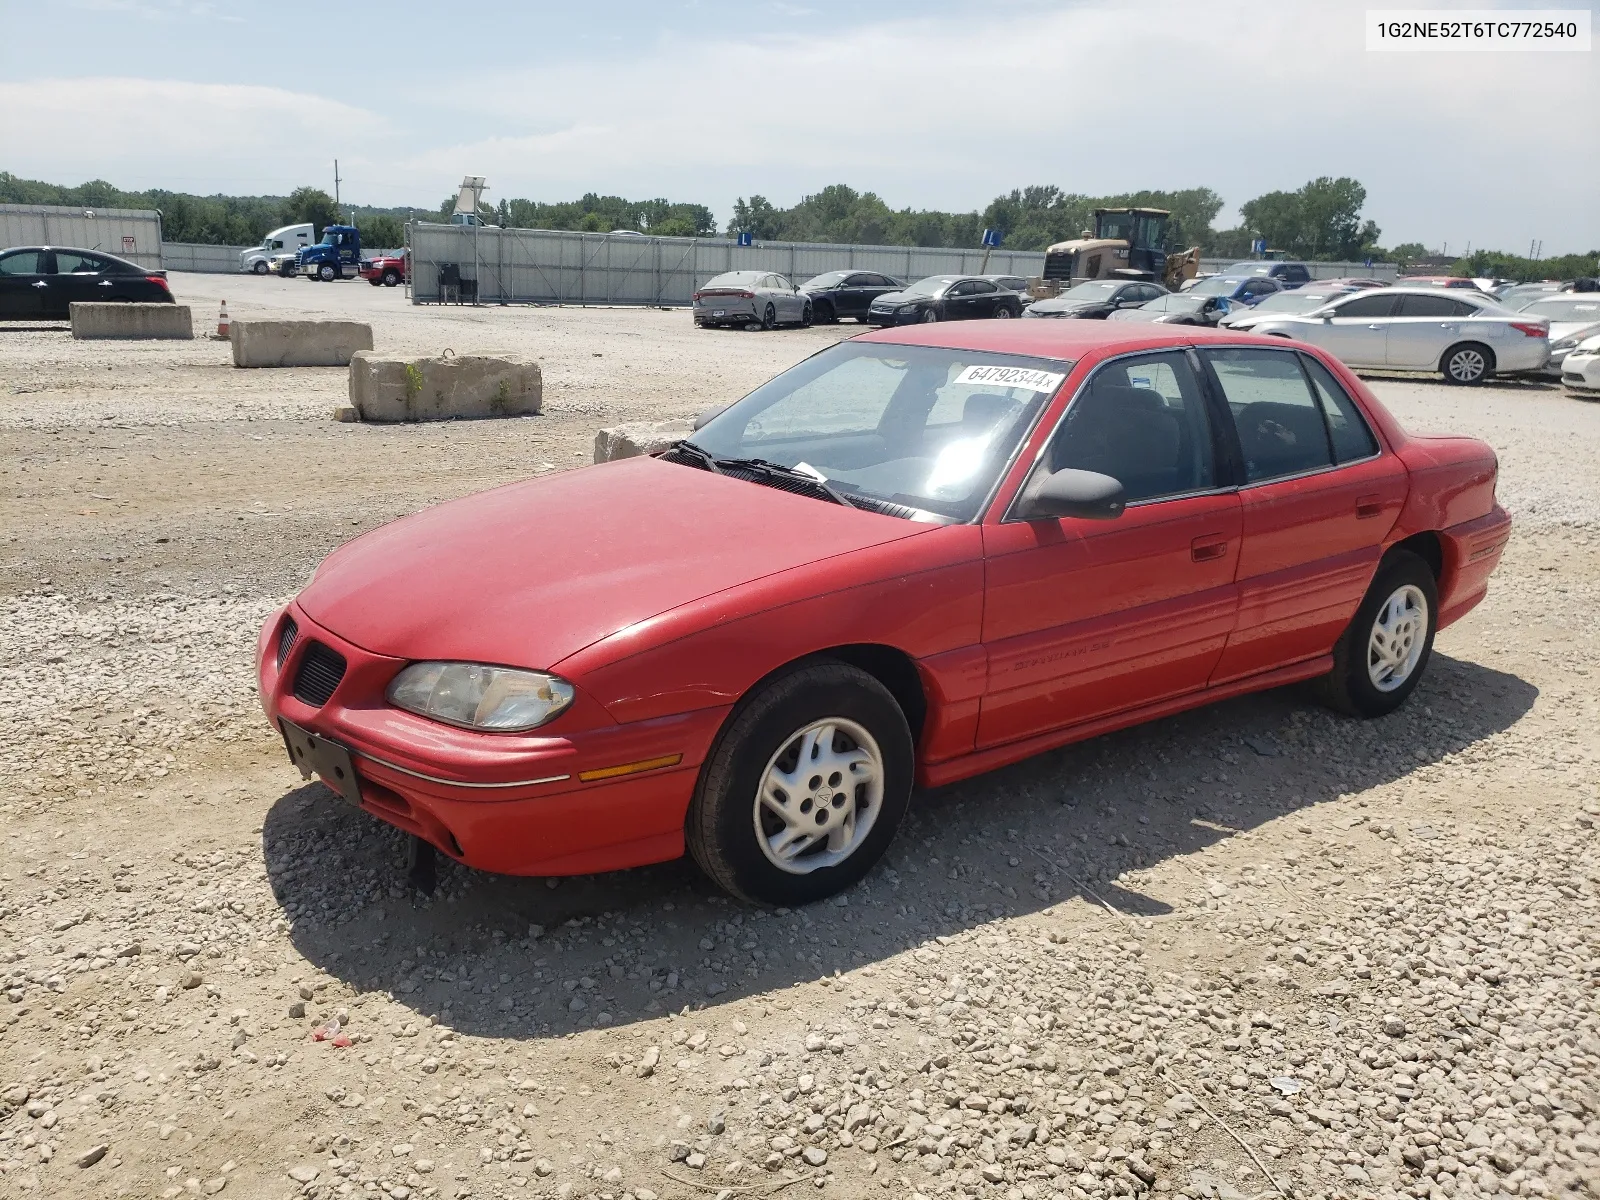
[1,0,1596,255]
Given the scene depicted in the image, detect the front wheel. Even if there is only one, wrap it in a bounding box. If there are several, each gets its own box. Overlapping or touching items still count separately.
[921,308,939,323]
[382,269,399,287]
[1315,550,1438,717]
[252,261,269,276]
[317,263,337,282]
[801,302,813,328]
[1441,342,1493,385]
[686,662,913,905]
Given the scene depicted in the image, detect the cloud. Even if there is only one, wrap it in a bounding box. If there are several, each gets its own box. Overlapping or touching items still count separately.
[0,78,385,194]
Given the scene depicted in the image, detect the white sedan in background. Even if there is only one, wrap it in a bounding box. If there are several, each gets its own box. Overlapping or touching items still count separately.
[1246,286,1550,385]
[1513,295,1600,376]
[1561,333,1600,398]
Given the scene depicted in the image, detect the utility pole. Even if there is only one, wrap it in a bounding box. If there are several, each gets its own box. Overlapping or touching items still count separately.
[333,160,342,208]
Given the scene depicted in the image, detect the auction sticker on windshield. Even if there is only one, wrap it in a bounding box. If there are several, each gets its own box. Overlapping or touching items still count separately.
[953,364,1066,392]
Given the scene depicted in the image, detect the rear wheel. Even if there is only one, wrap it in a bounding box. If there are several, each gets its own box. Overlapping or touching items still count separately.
[686,662,913,905]
[994,306,1013,319]
[1315,550,1438,717]
[761,303,776,331]
[1441,342,1493,385]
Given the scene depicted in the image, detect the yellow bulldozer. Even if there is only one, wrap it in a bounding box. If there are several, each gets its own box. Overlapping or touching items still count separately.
[1028,207,1201,298]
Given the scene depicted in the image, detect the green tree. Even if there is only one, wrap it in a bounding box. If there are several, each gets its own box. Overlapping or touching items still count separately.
[1238,177,1375,260]
[355,213,405,250]
[282,186,340,234]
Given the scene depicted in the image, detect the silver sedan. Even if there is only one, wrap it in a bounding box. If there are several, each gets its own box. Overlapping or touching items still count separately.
[1246,286,1550,385]
[693,270,812,330]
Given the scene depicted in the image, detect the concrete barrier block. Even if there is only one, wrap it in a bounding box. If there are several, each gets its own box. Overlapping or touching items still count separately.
[347,353,543,422]
[70,303,193,340]
[230,319,373,367]
[593,419,694,463]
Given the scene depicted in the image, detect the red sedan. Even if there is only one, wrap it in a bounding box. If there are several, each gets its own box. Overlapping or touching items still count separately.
[258,322,1510,905]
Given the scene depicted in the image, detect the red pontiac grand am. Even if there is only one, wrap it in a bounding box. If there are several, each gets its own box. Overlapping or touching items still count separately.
[258,322,1510,905]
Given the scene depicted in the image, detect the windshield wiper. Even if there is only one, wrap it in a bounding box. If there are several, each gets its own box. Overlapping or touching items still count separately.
[710,455,859,509]
[670,440,723,474]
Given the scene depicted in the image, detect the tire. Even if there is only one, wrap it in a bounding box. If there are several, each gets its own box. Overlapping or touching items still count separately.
[318,262,337,283]
[252,261,269,276]
[921,308,939,323]
[994,305,1013,320]
[814,301,836,324]
[1315,549,1438,718]
[685,661,914,905]
[382,270,399,287]
[801,302,813,328]
[1441,342,1493,385]
[368,278,382,287]
[761,304,776,331]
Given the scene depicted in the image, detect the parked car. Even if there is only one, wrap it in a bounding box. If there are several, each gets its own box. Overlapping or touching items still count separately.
[865,275,1024,324]
[1311,277,1389,290]
[1106,292,1232,326]
[1559,332,1600,397]
[361,250,410,288]
[257,321,1510,904]
[1221,260,1312,288]
[1220,285,1363,331]
[694,271,811,330]
[241,223,313,275]
[0,246,173,319]
[1185,275,1284,307]
[1246,286,1549,384]
[1514,295,1600,375]
[798,271,905,323]
[1023,279,1167,319]
[979,275,1037,307]
[1498,282,1568,308]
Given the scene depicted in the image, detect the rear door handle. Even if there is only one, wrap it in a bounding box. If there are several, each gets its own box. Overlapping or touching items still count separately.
[98,279,114,287]
[1190,535,1230,562]
[1356,495,1384,519]
[32,280,48,288]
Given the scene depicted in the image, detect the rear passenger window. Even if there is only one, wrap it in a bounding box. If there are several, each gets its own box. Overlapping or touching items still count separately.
[1203,348,1334,483]
[1301,356,1379,462]
[1333,293,1401,319]
[1398,293,1471,318]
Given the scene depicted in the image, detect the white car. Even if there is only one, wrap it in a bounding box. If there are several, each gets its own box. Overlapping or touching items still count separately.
[1561,333,1600,398]
[1513,295,1600,376]
[1246,286,1549,385]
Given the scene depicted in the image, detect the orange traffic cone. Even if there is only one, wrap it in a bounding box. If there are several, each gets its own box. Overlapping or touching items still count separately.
[216,300,230,339]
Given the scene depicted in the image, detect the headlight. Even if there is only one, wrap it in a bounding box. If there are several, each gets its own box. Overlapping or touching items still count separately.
[387,662,575,732]
[1551,336,1578,351]
[898,304,917,314]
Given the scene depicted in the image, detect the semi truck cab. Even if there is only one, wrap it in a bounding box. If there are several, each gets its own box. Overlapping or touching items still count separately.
[297,226,362,281]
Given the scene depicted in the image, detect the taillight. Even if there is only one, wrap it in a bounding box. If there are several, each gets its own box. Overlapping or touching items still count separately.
[146,275,171,293]
[692,291,701,302]
[738,290,754,299]
[1509,322,1547,338]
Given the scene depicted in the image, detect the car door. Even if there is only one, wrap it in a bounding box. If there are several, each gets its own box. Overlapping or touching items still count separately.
[1200,347,1407,684]
[1385,293,1479,368]
[0,250,49,318]
[978,349,1243,747]
[967,278,1000,317]
[51,250,115,311]
[770,274,800,321]
[942,281,976,319]
[1303,291,1402,367]
[831,273,869,318]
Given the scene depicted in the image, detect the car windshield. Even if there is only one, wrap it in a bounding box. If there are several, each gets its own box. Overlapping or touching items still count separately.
[903,276,957,297]
[1061,281,1122,299]
[802,272,850,288]
[688,341,1069,521]
[1249,291,1341,314]
[1225,262,1271,274]
[1521,297,1600,322]
[1144,295,1204,312]
[1190,277,1243,296]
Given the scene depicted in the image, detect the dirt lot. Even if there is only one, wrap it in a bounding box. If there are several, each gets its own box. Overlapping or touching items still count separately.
[1,274,1596,1200]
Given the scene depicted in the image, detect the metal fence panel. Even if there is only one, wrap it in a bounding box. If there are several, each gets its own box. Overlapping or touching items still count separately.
[161,242,254,273]
[0,203,164,270]
[408,224,1399,305]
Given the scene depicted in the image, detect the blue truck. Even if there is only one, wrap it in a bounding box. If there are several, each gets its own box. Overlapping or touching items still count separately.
[296,225,362,281]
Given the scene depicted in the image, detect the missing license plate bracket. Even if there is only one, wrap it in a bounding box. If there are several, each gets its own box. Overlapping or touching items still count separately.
[279,718,361,806]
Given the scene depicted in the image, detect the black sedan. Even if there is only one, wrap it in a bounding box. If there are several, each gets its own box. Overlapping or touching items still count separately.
[798,270,906,323]
[1106,292,1233,327]
[0,246,174,320]
[1023,278,1166,320]
[865,275,1024,325]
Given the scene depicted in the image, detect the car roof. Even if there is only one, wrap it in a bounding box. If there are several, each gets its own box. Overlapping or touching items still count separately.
[854,318,1299,359]
[1,245,139,266]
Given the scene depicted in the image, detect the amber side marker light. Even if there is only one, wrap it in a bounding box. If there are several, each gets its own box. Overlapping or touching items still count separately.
[579,754,683,782]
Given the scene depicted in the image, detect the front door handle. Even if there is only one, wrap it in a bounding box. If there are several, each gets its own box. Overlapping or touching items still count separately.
[1367,323,1382,329]
[1356,494,1384,519]
[32,280,48,288]
[1190,535,1230,562]
[98,279,114,287]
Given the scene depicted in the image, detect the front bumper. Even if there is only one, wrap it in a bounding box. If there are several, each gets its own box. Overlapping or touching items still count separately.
[257,604,728,876]
[865,307,923,325]
[1561,353,1600,394]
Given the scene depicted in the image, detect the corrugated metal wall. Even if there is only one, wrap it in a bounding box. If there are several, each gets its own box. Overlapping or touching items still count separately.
[0,204,164,270]
[161,242,254,273]
[409,224,1397,305]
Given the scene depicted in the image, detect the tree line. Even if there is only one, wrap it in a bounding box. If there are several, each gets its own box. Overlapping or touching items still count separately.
[6,171,1594,277]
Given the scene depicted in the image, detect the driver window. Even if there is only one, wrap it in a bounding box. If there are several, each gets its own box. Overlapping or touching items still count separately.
[1040,353,1216,504]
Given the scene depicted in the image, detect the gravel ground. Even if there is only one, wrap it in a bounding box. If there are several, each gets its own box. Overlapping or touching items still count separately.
[0,275,1596,1200]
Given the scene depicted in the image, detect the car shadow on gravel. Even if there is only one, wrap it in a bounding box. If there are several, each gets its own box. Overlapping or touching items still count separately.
[261,651,1535,1041]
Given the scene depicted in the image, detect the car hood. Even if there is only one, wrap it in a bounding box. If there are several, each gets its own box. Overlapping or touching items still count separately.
[296,456,929,670]
[871,290,928,306]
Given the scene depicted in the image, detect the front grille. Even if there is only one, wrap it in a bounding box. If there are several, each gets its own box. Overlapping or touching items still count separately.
[275,617,299,669]
[292,641,347,707]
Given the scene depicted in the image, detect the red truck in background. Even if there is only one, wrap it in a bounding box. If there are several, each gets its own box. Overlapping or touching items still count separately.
[360,249,409,288]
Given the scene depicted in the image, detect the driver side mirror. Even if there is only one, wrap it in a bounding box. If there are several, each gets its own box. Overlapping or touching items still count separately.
[1014,468,1126,522]
[693,404,730,431]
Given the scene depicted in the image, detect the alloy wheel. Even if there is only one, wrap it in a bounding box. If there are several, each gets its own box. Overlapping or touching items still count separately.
[752,718,884,875]
[1367,584,1428,692]
[1446,347,1487,383]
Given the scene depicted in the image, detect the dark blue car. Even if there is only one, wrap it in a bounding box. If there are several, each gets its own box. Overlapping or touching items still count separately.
[1222,260,1312,289]
[1186,274,1283,306]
